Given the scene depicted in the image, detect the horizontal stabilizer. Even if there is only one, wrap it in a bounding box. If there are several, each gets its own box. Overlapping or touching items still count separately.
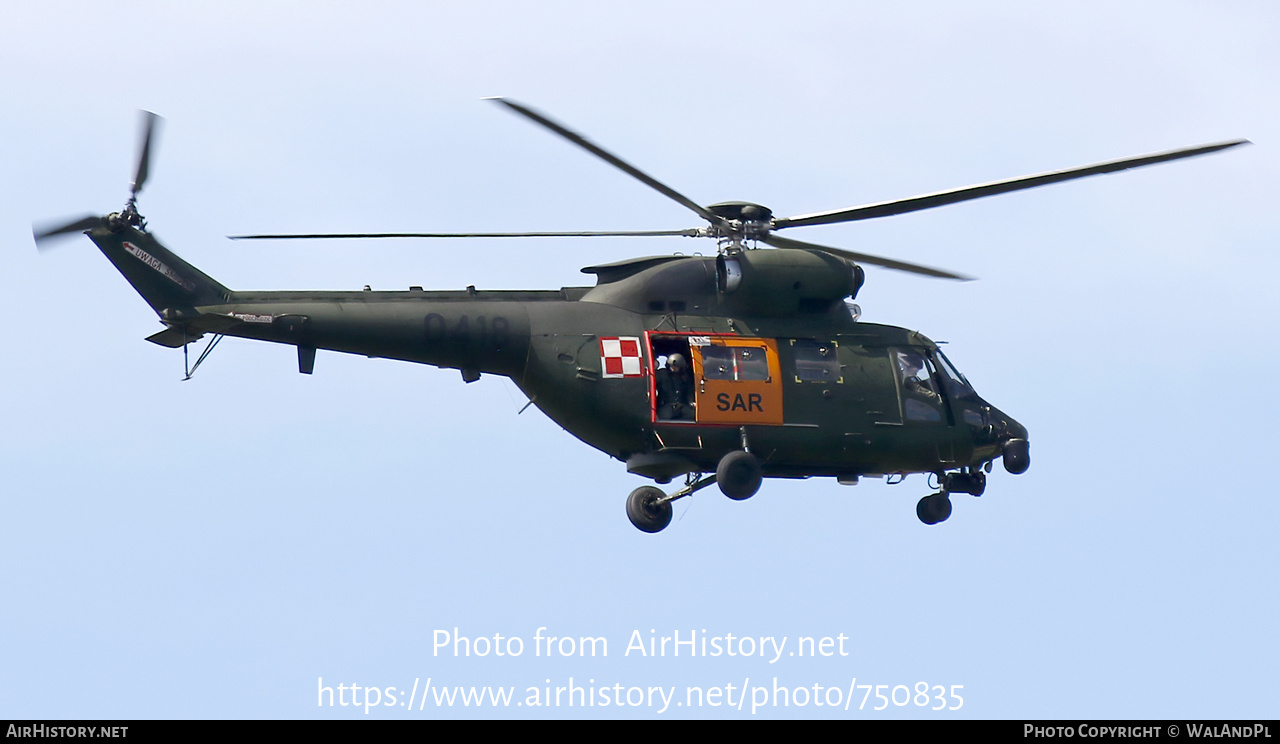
[145,327,204,348]
[190,313,246,334]
[144,312,267,348]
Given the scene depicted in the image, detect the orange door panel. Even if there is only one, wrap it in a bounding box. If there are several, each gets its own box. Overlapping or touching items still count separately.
[692,338,783,425]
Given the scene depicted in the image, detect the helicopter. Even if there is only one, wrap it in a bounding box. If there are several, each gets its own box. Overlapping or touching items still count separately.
[33,101,1247,533]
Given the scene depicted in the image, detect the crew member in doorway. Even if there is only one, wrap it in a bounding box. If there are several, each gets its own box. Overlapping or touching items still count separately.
[656,353,694,421]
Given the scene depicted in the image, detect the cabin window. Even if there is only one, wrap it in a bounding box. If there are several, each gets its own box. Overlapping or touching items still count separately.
[791,340,842,382]
[700,345,770,381]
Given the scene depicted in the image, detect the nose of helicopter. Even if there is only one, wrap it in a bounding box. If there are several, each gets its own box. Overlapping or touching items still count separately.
[986,406,1030,475]
[999,413,1028,442]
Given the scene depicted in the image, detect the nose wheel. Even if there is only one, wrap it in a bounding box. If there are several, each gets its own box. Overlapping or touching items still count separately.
[916,493,953,525]
[916,468,986,525]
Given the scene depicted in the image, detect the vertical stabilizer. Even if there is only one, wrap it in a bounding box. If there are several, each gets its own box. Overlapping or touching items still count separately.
[87,223,229,315]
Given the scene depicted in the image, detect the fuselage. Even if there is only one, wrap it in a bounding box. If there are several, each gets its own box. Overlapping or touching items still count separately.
[89,223,1027,483]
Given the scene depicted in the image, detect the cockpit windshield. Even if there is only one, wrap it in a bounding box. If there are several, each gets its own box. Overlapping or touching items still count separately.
[933,349,977,400]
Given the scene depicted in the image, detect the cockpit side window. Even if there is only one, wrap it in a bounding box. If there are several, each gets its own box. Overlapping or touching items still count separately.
[894,348,942,422]
[895,349,938,395]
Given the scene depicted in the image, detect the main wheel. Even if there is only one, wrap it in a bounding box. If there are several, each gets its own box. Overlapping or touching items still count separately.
[916,493,953,525]
[716,450,762,501]
[626,486,673,533]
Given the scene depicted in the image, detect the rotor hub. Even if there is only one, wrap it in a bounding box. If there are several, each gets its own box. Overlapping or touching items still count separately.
[706,201,775,252]
[706,201,774,224]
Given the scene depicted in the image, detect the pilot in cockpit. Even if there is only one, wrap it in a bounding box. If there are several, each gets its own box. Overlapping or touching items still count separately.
[897,350,939,402]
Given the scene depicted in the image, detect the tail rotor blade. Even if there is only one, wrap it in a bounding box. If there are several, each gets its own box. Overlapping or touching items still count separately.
[132,110,161,197]
[32,215,105,251]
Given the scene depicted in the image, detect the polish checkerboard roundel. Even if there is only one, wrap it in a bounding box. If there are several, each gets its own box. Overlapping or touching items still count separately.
[600,336,643,378]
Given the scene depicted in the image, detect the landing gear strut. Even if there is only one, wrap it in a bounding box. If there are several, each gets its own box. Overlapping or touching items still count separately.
[916,468,986,525]
[625,474,717,533]
[624,450,762,533]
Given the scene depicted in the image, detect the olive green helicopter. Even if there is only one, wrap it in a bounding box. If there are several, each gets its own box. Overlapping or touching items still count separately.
[33,101,1247,532]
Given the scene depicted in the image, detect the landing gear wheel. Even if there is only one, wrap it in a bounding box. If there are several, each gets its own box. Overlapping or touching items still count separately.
[716,450,762,501]
[916,493,952,525]
[626,486,673,533]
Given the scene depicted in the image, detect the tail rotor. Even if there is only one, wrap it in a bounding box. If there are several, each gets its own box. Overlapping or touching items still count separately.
[32,110,163,250]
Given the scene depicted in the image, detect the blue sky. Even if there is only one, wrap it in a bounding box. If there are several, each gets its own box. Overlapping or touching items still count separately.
[3,1,1277,719]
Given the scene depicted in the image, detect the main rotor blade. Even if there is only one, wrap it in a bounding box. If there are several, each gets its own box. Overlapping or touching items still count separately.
[132,111,162,196]
[759,232,972,280]
[229,229,703,240]
[32,215,105,250]
[773,139,1251,230]
[488,98,729,230]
